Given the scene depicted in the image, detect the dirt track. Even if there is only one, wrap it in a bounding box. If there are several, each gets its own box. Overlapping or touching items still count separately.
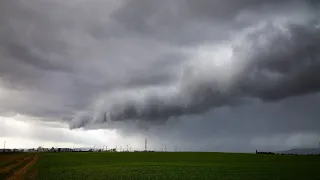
[0,155,33,173]
[0,154,38,180]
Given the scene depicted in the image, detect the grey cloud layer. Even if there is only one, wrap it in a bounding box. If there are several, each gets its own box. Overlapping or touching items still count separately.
[0,0,319,142]
[73,14,320,128]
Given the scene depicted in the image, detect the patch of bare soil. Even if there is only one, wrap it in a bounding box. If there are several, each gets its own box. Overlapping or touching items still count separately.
[0,155,32,173]
[5,154,38,180]
[0,155,26,166]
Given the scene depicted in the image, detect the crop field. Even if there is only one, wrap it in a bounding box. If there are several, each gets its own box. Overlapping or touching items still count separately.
[1,152,320,180]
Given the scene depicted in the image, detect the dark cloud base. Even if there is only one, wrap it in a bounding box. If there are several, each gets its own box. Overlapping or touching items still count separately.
[81,18,320,128]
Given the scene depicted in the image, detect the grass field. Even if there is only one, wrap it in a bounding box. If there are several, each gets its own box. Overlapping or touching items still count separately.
[35,152,320,180]
[1,152,320,180]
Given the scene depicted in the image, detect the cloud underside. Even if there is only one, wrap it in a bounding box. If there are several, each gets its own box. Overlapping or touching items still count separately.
[0,0,319,136]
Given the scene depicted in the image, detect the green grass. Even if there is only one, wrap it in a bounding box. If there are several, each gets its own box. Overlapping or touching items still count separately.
[34,152,320,180]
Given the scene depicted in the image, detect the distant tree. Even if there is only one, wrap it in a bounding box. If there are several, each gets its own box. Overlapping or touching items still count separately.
[37,146,43,152]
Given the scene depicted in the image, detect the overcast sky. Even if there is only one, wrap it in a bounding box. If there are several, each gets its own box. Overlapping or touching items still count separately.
[1,0,320,152]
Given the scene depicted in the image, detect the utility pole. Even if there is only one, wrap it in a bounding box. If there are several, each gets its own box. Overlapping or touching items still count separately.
[3,140,6,152]
[145,138,147,151]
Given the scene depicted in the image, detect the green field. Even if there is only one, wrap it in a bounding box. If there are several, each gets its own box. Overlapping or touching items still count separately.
[32,152,320,180]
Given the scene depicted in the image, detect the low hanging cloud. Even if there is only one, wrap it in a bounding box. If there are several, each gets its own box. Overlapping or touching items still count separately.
[0,0,320,134]
[71,15,320,128]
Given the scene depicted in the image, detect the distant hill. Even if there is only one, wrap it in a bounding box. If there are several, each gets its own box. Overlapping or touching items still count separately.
[276,148,320,155]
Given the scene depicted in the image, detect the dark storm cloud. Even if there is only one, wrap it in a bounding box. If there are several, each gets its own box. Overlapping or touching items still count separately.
[113,0,295,29]
[111,0,310,45]
[0,0,180,121]
[3,43,70,72]
[184,0,293,20]
[0,0,319,148]
[73,18,320,127]
[238,21,320,101]
[0,0,72,73]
